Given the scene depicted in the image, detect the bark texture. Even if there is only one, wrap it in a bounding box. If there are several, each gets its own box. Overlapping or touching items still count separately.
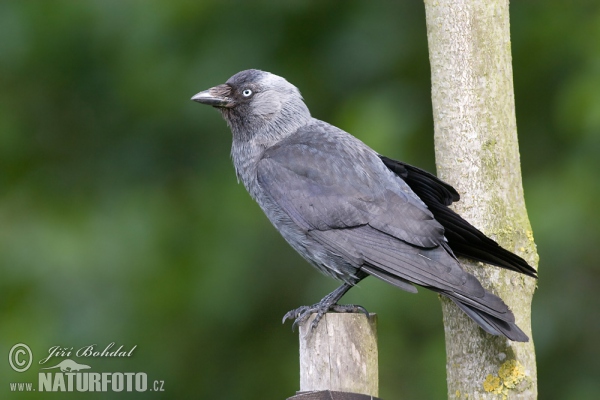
[423,0,539,398]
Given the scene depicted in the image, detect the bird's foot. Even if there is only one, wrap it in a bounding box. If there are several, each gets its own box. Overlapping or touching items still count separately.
[282,302,369,332]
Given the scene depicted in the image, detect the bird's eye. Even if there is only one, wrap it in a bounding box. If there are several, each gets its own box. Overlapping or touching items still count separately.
[242,89,253,97]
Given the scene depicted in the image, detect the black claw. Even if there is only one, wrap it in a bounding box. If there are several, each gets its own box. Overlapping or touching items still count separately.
[282,308,299,324]
[282,306,310,331]
[309,308,330,331]
[357,305,369,317]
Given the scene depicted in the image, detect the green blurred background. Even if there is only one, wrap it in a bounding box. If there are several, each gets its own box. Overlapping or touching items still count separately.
[1,1,598,399]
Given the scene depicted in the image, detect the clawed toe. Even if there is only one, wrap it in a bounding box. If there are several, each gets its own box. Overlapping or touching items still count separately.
[282,308,301,324]
[282,306,311,331]
[282,302,369,332]
[330,304,369,317]
[282,283,368,332]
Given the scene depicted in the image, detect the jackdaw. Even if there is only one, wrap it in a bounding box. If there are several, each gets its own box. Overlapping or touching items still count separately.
[191,69,537,342]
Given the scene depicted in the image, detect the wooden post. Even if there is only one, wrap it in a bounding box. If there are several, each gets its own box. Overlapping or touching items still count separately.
[287,313,380,400]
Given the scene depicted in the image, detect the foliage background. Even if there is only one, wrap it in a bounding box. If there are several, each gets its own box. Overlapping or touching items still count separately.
[1,1,598,398]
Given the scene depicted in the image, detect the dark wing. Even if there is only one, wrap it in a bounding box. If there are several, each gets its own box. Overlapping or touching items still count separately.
[380,156,538,278]
[258,138,444,249]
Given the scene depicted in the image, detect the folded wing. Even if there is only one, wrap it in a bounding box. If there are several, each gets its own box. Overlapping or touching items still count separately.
[380,156,537,278]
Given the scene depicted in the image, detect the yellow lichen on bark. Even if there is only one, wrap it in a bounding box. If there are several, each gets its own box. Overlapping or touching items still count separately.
[483,360,528,398]
[499,360,526,389]
[483,374,503,394]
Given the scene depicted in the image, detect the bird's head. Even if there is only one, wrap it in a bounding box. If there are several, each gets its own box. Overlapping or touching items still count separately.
[192,69,311,142]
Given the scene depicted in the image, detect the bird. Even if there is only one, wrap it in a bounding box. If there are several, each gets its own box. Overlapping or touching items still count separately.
[191,69,537,342]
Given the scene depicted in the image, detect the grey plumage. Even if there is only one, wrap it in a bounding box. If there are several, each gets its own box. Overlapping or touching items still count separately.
[192,69,536,342]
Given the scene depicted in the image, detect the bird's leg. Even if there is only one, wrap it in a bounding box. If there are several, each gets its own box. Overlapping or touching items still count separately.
[282,283,369,331]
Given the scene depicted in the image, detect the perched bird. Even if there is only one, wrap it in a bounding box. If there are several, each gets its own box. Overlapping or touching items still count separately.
[191,69,537,342]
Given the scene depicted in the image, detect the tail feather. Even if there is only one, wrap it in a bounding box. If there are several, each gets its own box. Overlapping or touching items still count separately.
[449,297,529,342]
[362,263,529,342]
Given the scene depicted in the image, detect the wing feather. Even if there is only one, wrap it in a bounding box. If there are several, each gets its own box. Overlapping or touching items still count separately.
[258,132,445,248]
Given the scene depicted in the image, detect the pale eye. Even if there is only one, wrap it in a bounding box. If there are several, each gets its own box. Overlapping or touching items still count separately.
[242,89,253,97]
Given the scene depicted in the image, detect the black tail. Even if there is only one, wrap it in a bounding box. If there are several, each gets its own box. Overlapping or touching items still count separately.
[449,297,529,342]
[380,156,537,278]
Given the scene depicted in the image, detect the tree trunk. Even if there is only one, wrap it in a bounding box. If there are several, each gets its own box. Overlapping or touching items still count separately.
[423,0,539,398]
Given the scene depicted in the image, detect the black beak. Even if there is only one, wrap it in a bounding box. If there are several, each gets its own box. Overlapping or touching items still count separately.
[191,84,234,108]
